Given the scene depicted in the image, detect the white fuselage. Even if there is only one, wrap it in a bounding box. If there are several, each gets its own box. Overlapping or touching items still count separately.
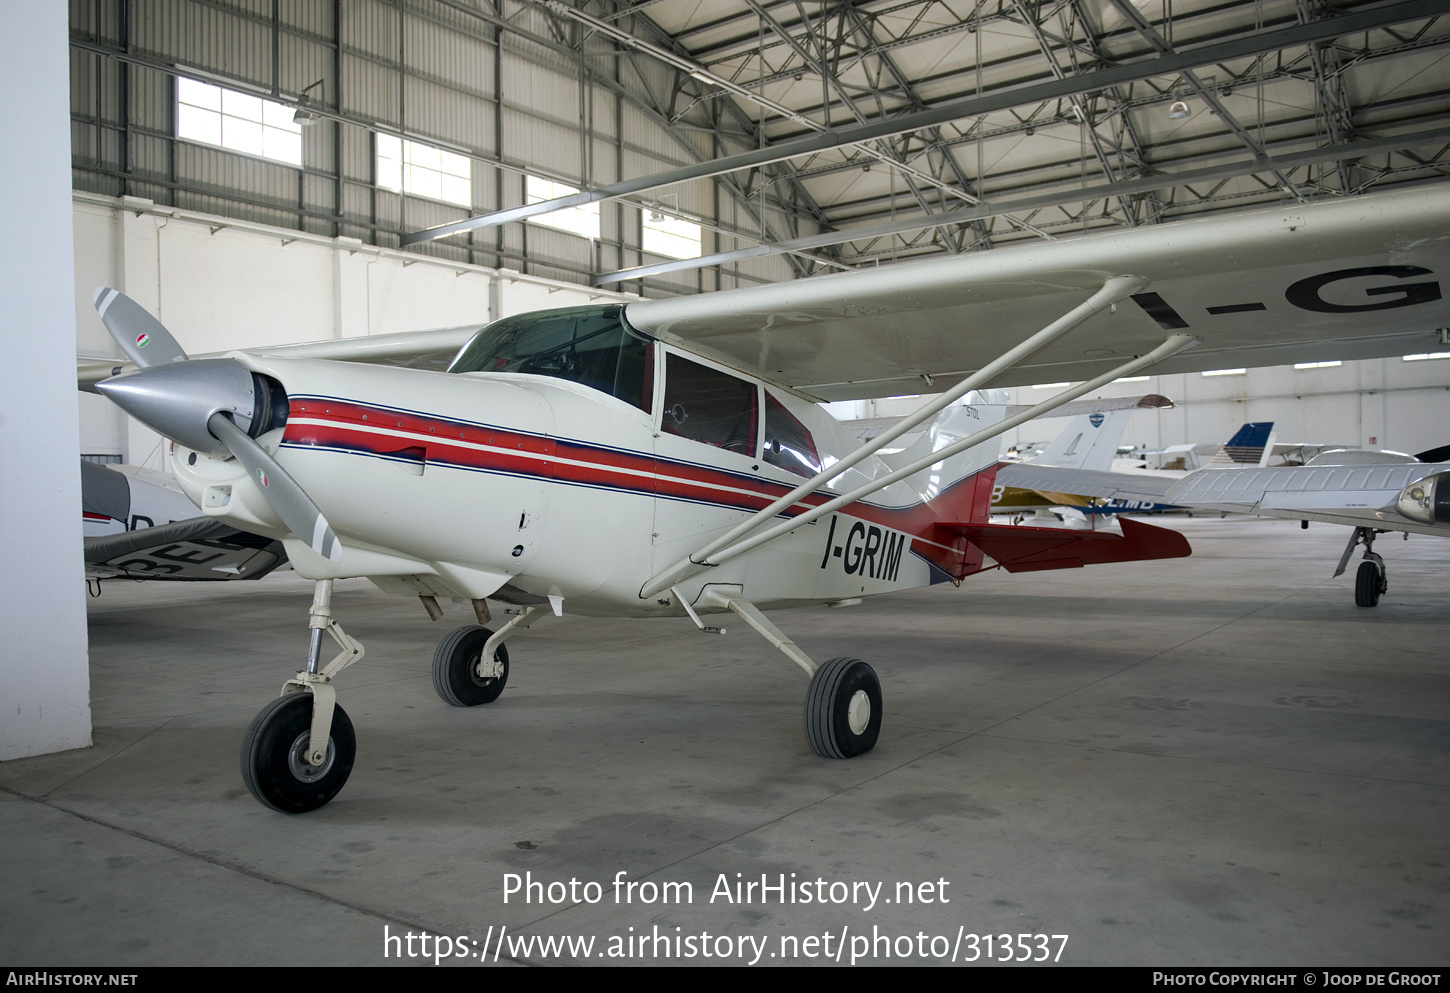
[167,343,1006,618]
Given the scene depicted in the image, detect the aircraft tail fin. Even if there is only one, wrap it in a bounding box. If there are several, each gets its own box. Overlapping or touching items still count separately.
[1212,422,1275,466]
[879,392,1009,525]
[1032,408,1133,471]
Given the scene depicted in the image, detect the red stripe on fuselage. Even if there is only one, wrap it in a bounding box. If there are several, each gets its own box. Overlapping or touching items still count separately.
[282,396,995,578]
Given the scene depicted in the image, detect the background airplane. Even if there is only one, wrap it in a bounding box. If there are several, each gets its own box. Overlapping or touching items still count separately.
[81,459,288,586]
[996,420,1277,523]
[996,443,1450,607]
[1159,447,1450,607]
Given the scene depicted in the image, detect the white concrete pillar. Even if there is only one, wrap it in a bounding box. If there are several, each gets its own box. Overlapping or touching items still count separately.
[0,4,93,758]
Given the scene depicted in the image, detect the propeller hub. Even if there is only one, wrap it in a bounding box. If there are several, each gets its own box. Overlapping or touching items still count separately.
[95,358,266,454]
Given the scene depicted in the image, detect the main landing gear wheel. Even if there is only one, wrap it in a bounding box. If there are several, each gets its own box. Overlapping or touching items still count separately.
[433,625,510,707]
[1355,560,1386,608]
[805,657,882,759]
[241,693,356,813]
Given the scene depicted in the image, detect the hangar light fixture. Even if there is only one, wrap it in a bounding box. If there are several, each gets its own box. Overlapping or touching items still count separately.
[293,79,325,126]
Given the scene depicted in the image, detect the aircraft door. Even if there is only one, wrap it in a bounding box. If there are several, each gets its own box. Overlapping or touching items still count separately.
[651,350,766,565]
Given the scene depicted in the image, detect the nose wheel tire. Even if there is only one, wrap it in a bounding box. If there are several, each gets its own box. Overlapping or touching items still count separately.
[433,625,510,707]
[1355,560,1385,607]
[241,693,356,813]
[805,656,882,759]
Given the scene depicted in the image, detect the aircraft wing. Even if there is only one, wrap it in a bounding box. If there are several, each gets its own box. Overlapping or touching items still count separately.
[84,517,289,581]
[1161,462,1450,535]
[845,393,1171,443]
[995,463,1178,505]
[78,325,483,390]
[624,186,1450,401]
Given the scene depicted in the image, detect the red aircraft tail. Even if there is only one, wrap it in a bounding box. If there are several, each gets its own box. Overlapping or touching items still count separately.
[929,515,1191,581]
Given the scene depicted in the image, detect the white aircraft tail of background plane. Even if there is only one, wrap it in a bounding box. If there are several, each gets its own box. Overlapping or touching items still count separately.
[1030,405,1139,472]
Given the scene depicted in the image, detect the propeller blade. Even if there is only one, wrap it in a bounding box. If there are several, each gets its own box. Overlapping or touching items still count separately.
[93,287,188,368]
[207,412,343,563]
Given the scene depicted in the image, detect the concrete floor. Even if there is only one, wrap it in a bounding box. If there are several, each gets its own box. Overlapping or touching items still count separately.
[2,516,1447,967]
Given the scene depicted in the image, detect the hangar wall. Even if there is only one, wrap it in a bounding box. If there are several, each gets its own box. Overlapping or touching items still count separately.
[68,0,808,299]
[840,359,1450,460]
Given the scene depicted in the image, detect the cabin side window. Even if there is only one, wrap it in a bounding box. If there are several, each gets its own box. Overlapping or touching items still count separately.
[762,392,822,478]
[448,305,652,413]
[660,353,758,456]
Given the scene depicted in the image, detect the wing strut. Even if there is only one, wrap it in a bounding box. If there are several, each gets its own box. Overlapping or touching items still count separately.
[642,330,1196,598]
[640,274,1150,599]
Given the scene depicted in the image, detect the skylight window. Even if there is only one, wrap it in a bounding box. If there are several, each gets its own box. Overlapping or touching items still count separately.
[1294,360,1342,369]
[526,176,599,240]
[1201,368,1247,377]
[377,134,472,207]
[176,78,302,166]
[1403,352,1450,361]
[642,210,702,259]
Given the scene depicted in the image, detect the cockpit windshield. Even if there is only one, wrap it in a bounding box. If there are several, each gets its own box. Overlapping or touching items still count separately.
[447,305,652,412]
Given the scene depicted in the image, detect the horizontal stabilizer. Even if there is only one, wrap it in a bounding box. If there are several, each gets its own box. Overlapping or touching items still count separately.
[933,517,1191,574]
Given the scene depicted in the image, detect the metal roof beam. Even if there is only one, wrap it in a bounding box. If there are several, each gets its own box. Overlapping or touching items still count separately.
[403,0,1444,246]
[592,125,1450,283]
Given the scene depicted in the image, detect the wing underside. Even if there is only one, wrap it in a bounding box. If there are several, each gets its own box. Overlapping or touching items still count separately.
[84,517,289,581]
[624,187,1450,400]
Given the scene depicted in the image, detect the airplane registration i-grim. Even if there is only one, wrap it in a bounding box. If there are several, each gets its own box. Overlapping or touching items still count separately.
[87,185,1450,813]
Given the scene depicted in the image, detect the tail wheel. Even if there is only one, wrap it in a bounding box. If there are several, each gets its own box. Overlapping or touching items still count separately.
[1354,560,1384,608]
[241,693,355,813]
[805,657,882,759]
[433,625,510,707]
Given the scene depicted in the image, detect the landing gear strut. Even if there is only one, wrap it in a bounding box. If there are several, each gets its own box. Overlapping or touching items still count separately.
[241,579,365,812]
[676,585,884,761]
[241,693,356,813]
[1336,527,1388,608]
[433,625,510,706]
[431,605,547,707]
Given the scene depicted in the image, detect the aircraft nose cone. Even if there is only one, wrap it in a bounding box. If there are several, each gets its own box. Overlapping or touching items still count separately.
[96,358,260,454]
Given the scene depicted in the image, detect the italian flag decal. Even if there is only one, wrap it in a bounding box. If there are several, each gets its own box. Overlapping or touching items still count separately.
[135,333,150,348]
[257,469,269,488]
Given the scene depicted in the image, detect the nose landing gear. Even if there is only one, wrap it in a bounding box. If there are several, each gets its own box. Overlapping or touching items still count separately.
[241,579,365,812]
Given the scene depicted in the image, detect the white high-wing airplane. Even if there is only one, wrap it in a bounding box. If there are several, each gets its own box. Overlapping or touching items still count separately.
[1158,449,1450,607]
[84,184,1450,812]
[81,460,288,584]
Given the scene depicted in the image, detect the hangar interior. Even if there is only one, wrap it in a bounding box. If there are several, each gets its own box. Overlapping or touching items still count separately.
[1,0,1447,968]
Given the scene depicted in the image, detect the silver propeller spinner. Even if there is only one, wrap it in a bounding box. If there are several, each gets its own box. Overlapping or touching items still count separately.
[91,288,342,562]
